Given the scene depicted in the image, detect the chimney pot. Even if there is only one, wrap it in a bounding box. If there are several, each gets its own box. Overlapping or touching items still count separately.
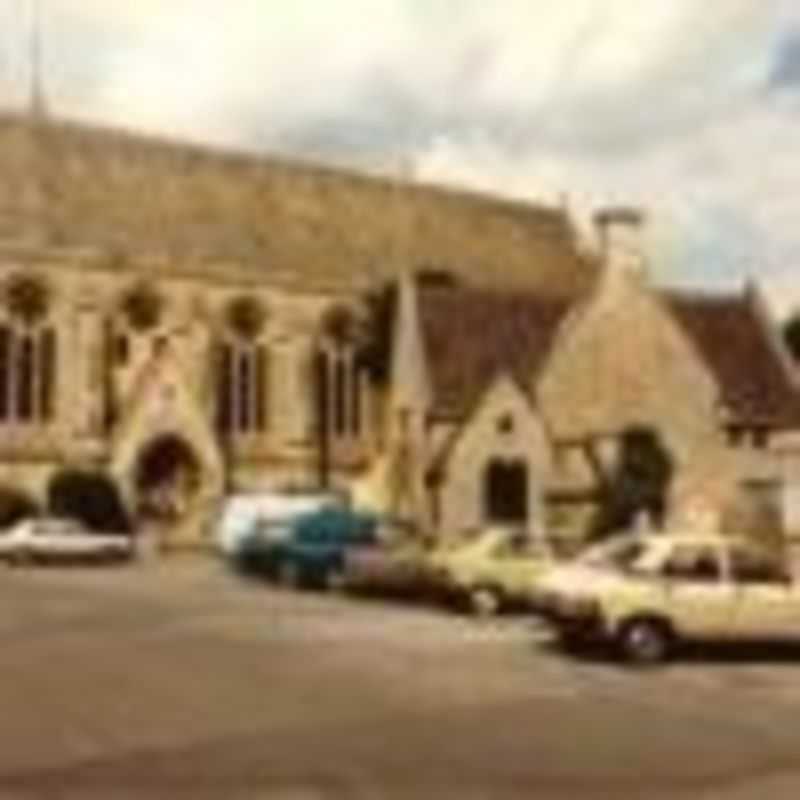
[594,206,646,282]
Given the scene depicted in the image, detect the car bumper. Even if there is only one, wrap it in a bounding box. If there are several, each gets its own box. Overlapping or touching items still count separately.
[539,596,608,640]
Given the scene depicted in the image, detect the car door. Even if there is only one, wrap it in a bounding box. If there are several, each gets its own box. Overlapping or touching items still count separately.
[728,543,799,641]
[489,533,551,599]
[660,542,737,638]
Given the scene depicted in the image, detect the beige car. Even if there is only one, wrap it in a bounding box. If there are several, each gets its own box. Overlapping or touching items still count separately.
[426,527,556,616]
[537,532,798,664]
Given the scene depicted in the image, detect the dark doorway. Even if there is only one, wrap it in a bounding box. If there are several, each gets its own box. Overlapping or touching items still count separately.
[484,459,529,524]
[135,435,201,522]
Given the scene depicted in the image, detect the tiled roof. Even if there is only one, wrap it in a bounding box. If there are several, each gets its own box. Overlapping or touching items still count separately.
[417,284,572,415]
[665,291,800,427]
[0,114,594,294]
[417,282,800,428]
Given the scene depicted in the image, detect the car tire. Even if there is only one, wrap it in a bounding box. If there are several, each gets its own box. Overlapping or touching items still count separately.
[8,550,29,568]
[322,567,346,593]
[558,629,589,655]
[468,586,501,618]
[618,618,672,665]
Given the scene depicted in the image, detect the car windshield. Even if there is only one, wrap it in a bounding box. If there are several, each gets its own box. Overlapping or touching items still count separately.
[577,536,650,572]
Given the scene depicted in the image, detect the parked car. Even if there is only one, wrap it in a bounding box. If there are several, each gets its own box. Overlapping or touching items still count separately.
[343,520,431,598]
[236,506,378,589]
[536,531,798,664]
[426,527,557,616]
[216,490,345,556]
[0,517,134,565]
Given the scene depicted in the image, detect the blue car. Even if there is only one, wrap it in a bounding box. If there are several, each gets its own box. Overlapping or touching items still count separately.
[235,507,378,590]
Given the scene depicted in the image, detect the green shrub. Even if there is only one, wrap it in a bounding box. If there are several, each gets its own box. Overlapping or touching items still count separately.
[47,469,132,534]
[0,486,38,529]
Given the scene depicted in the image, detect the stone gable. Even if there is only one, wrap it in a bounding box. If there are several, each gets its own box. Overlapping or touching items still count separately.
[433,374,550,536]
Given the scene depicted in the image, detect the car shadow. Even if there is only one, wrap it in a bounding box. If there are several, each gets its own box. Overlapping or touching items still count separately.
[532,624,800,666]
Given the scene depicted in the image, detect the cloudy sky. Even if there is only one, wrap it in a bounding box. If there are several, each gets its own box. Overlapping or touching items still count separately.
[0,1,798,315]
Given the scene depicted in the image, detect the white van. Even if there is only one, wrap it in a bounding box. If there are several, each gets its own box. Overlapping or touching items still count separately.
[216,490,345,556]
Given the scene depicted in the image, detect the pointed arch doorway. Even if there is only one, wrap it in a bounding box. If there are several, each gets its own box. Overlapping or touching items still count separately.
[134,434,202,522]
[110,337,225,551]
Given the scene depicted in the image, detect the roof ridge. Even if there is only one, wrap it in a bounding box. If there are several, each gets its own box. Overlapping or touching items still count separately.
[0,110,569,225]
[661,286,746,304]
[418,281,576,304]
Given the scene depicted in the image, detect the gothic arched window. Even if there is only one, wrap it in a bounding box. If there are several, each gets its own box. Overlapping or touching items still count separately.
[213,296,270,435]
[315,304,367,441]
[0,274,57,425]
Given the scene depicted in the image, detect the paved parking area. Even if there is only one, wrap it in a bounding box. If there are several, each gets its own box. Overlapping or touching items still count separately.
[1,559,800,798]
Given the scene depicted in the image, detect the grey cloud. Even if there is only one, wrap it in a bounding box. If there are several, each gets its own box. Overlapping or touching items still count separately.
[769,32,800,90]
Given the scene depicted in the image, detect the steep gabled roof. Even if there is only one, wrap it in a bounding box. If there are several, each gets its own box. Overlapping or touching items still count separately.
[417,284,573,416]
[0,113,594,293]
[665,290,800,427]
[417,280,800,429]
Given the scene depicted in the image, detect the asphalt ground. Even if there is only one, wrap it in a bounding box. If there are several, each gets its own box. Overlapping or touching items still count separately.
[1,559,800,798]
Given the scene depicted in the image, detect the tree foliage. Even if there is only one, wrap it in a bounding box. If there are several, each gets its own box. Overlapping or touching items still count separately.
[47,469,132,534]
[226,295,266,340]
[590,426,674,540]
[0,486,38,529]
[120,282,163,332]
[783,311,800,362]
[357,283,396,385]
[6,274,49,325]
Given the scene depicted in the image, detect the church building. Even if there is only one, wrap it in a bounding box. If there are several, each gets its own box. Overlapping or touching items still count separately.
[0,113,797,548]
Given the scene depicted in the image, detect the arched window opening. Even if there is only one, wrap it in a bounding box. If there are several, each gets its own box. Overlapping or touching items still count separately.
[0,326,10,422]
[214,339,269,435]
[484,459,529,524]
[16,334,35,422]
[39,327,55,421]
[237,350,252,432]
[214,343,233,434]
[333,355,347,436]
[0,275,57,426]
[254,344,268,432]
[350,361,362,436]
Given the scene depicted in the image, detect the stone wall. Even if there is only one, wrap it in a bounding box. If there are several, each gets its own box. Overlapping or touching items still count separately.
[435,376,550,537]
[537,274,731,528]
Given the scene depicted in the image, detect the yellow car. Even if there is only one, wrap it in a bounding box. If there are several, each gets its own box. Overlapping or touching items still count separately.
[426,527,556,616]
[537,531,797,664]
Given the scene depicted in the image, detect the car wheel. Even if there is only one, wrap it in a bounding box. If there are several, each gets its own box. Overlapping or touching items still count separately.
[618,618,671,665]
[322,567,346,593]
[468,586,501,618]
[8,549,29,568]
[277,561,301,590]
[558,629,589,655]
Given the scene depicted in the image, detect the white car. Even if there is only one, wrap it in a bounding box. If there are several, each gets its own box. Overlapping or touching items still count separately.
[0,518,133,565]
[536,532,800,664]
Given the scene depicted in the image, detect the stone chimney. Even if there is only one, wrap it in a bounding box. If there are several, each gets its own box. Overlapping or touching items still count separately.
[594,206,646,283]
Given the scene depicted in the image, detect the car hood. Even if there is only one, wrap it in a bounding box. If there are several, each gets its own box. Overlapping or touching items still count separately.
[536,563,628,596]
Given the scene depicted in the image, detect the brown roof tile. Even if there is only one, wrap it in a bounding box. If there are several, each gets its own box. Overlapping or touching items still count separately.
[665,290,800,427]
[0,114,594,294]
[418,284,572,415]
[418,282,800,429]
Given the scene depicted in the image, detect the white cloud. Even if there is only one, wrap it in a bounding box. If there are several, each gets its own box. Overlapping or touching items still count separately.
[0,1,798,312]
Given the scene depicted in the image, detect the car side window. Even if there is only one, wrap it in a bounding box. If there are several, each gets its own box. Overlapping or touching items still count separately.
[662,545,721,583]
[729,546,787,585]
